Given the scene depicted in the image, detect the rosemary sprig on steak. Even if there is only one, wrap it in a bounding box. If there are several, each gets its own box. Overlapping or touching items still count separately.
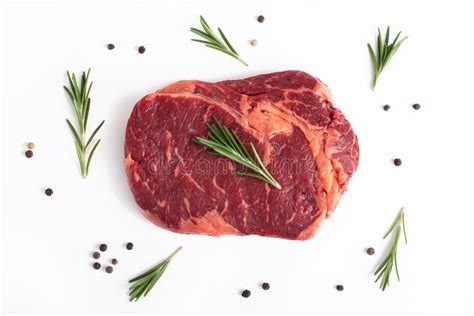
[367,27,407,90]
[190,15,248,66]
[194,116,281,189]
[129,247,182,302]
[374,207,407,291]
[64,69,105,178]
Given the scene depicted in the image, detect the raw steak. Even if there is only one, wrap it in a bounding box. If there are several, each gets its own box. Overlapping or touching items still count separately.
[125,71,359,240]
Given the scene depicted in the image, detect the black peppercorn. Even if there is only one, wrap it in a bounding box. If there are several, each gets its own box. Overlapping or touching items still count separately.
[383,104,390,111]
[412,103,421,110]
[261,282,270,290]
[366,247,375,255]
[336,285,344,291]
[93,262,101,270]
[99,244,107,252]
[105,266,113,273]
[45,188,53,196]
[257,15,265,23]
[107,43,115,50]
[93,252,100,259]
[25,150,33,158]
[111,258,118,265]
[126,242,134,250]
[393,158,402,166]
[241,289,251,298]
[138,46,146,54]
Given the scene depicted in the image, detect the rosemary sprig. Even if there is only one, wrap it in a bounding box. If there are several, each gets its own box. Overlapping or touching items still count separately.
[191,15,248,66]
[367,27,407,90]
[193,116,281,189]
[128,246,182,302]
[63,69,105,178]
[374,207,408,291]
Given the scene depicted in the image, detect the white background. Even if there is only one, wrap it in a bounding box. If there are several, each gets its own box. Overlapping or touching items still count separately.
[1,0,474,315]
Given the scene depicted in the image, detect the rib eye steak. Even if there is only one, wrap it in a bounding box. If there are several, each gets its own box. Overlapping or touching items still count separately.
[125,71,359,240]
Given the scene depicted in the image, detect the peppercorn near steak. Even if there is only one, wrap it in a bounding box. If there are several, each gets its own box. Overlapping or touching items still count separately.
[125,71,359,240]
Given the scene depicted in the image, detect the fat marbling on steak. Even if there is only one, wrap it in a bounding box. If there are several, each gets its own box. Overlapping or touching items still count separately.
[125,71,359,240]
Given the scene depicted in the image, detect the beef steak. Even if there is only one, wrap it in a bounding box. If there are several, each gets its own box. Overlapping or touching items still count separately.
[125,71,359,240]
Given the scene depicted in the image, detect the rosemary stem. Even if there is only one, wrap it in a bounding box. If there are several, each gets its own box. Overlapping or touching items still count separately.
[368,27,406,91]
[128,246,182,301]
[372,77,377,90]
[238,58,249,67]
[191,16,247,66]
[194,116,281,189]
[80,132,87,178]
[374,207,407,291]
[65,69,103,179]
[168,246,183,260]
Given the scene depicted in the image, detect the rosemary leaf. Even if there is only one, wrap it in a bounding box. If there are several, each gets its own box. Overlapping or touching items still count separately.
[66,119,82,150]
[83,98,91,132]
[85,120,105,149]
[85,139,101,174]
[218,28,238,55]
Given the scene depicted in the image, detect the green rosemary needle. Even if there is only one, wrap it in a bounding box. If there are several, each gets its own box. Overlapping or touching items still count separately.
[193,116,281,189]
[63,69,104,178]
[129,246,182,302]
[374,207,408,291]
[367,27,407,90]
[191,15,248,66]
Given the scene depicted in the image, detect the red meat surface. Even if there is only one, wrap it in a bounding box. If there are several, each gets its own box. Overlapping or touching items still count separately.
[125,71,359,240]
